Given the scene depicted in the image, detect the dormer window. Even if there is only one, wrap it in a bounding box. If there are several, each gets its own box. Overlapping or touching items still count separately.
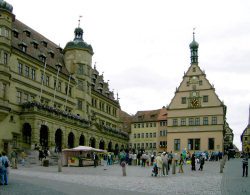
[56,46,63,53]
[18,42,27,52]
[38,53,46,63]
[48,50,54,58]
[41,40,47,47]
[12,28,19,38]
[23,29,31,37]
[31,40,38,49]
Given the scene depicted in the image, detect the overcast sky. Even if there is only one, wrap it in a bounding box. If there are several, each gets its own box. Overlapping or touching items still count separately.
[8,0,250,150]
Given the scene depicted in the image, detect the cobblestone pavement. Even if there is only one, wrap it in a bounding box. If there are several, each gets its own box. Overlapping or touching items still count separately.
[1,161,222,195]
[221,158,250,195]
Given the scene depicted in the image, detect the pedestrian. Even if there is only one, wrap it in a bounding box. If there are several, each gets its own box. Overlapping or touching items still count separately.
[21,151,25,166]
[39,149,44,162]
[132,153,137,166]
[242,153,248,177]
[199,155,205,171]
[156,153,163,176]
[94,153,98,167]
[191,153,196,171]
[10,150,18,169]
[141,153,147,167]
[1,151,10,185]
[161,152,168,176]
[179,154,184,173]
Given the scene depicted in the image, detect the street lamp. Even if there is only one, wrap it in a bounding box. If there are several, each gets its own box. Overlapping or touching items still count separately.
[53,63,62,107]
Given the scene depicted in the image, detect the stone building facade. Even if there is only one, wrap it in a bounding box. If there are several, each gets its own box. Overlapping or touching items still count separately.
[166,34,230,154]
[0,1,128,154]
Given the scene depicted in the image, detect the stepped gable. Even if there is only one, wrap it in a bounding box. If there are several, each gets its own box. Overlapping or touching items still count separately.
[132,109,161,123]
[12,19,69,76]
[91,67,115,101]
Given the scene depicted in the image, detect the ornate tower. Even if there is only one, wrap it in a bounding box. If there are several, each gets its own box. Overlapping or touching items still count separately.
[63,25,94,119]
[189,32,199,64]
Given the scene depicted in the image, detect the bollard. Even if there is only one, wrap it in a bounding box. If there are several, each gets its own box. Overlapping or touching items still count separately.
[172,160,176,174]
[121,161,126,176]
[58,157,62,172]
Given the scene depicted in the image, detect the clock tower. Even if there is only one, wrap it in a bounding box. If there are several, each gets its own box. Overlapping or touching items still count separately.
[166,33,227,154]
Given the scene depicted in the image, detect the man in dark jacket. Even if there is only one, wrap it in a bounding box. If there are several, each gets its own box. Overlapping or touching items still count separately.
[242,153,248,177]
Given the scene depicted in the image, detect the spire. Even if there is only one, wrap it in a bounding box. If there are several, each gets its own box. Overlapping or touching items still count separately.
[189,28,199,64]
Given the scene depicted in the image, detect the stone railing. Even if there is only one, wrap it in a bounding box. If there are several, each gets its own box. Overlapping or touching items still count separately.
[21,101,129,139]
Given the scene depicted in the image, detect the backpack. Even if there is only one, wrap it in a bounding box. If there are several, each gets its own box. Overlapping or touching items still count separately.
[5,160,9,167]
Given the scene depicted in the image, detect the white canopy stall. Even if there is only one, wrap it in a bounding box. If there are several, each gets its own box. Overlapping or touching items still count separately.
[62,146,107,166]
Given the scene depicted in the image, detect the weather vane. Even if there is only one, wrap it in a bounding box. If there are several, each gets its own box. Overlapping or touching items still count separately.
[78,15,82,27]
[193,27,196,40]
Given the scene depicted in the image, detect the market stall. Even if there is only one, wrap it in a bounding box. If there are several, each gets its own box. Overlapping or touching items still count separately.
[62,146,107,167]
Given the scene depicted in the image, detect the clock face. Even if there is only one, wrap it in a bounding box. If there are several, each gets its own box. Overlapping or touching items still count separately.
[191,98,198,107]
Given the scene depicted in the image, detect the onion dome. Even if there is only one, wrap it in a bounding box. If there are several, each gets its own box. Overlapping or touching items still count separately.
[0,0,13,13]
[64,27,93,55]
[189,31,199,64]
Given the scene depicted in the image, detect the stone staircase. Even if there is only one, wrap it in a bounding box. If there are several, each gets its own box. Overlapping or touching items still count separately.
[17,149,60,167]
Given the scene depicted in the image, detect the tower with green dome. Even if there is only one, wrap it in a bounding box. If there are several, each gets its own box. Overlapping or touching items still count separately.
[63,25,94,119]
[189,32,199,64]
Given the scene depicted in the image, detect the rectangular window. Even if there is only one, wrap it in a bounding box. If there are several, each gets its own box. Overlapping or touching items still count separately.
[181,118,186,126]
[141,133,144,138]
[142,123,144,128]
[146,143,148,148]
[77,100,82,110]
[212,117,217,125]
[3,53,7,64]
[208,138,214,150]
[146,133,148,138]
[58,82,61,91]
[146,123,148,128]
[150,123,152,127]
[181,97,186,104]
[195,139,200,150]
[203,95,208,102]
[153,132,156,137]
[153,123,156,127]
[137,124,140,128]
[25,66,29,77]
[78,65,83,75]
[16,91,21,104]
[54,80,57,89]
[174,139,180,151]
[150,133,152,138]
[150,143,152,148]
[160,131,163,136]
[1,83,6,99]
[31,69,35,80]
[137,133,140,138]
[78,80,83,90]
[23,93,28,103]
[4,29,8,37]
[203,117,208,125]
[195,118,200,125]
[41,73,44,84]
[134,124,136,128]
[173,119,178,126]
[188,139,194,150]
[189,118,194,126]
[141,143,144,149]
[46,76,49,86]
[153,143,156,148]
[134,134,136,138]
[188,139,200,150]
[199,80,203,85]
[137,143,140,149]
[186,81,190,86]
[18,63,23,74]
[69,87,72,96]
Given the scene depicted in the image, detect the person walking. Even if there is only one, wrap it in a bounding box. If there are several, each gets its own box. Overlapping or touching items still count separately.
[21,151,25,166]
[1,151,10,185]
[199,155,205,171]
[156,153,163,176]
[191,153,196,171]
[10,150,18,169]
[179,154,184,173]
[162,152,168,176]
[242,153,248,177]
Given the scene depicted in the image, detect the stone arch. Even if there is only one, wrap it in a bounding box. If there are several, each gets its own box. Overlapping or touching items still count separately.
[90,137,96,148]
[114,143,119,155]
[68,132,75,148]
[99,139,105,150]
[108,141,112,152]
[22,123,32,148]
[55,129,63,152]
[79,133,85,146]
[40,125,49,149]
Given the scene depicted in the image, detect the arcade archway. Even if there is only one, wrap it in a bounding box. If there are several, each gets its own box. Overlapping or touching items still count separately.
[22,123,32,146]
[55,129,62,152]
[79,134,85,146]
[40,125,49,148]
[90,137,96,148]
[68,132,75,148]
[99,139,105,150]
